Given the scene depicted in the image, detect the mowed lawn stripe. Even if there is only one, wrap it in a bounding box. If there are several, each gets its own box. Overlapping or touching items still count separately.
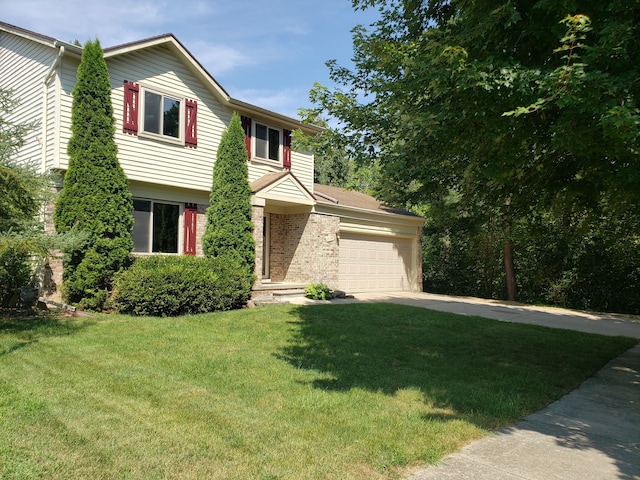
[0,303,636,479]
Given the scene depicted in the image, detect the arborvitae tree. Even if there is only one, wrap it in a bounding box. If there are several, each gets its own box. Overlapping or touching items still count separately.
[54,39,133,309]
[202,112,255,277]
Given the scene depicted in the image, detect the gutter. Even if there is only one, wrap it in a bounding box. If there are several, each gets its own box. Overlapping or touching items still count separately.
[314,191,339,204]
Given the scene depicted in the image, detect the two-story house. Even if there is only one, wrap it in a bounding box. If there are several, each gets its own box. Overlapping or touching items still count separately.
[0,22,425,302]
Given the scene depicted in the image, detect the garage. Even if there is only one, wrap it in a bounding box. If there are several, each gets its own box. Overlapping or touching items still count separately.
[339,233,414,292]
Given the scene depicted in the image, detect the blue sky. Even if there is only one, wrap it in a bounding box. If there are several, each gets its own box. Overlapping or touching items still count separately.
[3,0,379,119]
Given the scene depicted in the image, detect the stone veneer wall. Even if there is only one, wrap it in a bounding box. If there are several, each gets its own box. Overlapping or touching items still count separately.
[268,212,339,288]
[41,199,63,303]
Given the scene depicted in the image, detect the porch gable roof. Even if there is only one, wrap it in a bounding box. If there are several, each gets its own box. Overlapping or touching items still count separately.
[251,171,315,207]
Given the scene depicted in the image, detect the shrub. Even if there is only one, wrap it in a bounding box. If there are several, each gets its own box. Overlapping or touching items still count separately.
[111,255,254,317]
[0,247,32,307]
[304,283,333,300]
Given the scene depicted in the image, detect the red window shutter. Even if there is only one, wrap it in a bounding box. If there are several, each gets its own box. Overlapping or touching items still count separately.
[241,115,252,159]
[123,81,139,135]
[185,99,197,148]
[183,203,197,255]
[283,129,292,169]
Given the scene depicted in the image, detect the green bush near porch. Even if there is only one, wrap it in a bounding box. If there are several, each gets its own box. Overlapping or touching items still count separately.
[110,255,252,316]
[305,283,334,300]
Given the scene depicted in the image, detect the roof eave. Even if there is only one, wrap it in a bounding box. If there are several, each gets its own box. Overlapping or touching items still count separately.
[230,98,324,135]
[315,200,426,225]
[104,34,231,101]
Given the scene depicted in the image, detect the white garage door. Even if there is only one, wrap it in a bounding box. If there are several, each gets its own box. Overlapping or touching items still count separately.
[339,233,413,292]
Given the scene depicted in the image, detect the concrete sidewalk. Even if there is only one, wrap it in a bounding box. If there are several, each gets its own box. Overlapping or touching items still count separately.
[407,344,640,480]
[295,291,640,479]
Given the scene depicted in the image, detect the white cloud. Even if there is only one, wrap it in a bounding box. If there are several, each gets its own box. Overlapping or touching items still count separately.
[188,41,255,75]
[233,87,311,119]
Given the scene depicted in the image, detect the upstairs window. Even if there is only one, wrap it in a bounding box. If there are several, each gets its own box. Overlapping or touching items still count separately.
[123,82,197,147]
[144,91,181,138]
[254,122,281,162]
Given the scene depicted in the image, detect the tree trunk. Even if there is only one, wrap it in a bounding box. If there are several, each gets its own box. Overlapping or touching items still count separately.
[504,240,517,301]
[503,198,517,302]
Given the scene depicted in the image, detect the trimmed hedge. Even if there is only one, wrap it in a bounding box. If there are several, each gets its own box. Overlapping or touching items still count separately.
[111,255,254,317]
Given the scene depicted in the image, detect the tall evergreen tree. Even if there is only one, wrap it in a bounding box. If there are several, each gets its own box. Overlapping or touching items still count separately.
[54,39,133,308]
[202,112,255,276]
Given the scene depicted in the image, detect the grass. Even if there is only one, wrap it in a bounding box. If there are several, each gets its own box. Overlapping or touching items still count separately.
[0,303,636,479]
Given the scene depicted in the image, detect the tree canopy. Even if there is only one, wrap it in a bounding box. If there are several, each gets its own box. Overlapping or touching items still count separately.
[309,0,639,305]
[315,0,638,208]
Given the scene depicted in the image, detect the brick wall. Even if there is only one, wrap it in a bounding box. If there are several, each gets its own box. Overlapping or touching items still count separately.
[251,206,264,285]
[268,212,339,288]
[195,204,208,257]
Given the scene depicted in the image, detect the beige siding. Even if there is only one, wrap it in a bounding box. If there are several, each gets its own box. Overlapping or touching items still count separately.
[129,181,209,206]
[290,150,314,191]
[268,177,310,201]
[2,30,314,201]
[43,74,57,171]
[107,46,229,192]
[53,57,77,170]
[0,32,57,171]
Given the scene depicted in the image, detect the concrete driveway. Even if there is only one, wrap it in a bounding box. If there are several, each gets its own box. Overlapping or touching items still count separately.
[295,291,640,479]
[333,291,640,339]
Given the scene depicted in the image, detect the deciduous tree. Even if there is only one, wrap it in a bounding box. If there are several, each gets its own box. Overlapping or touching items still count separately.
[310,0,639,302]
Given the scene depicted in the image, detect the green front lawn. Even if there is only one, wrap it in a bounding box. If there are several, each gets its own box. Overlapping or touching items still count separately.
[0,303,636,479]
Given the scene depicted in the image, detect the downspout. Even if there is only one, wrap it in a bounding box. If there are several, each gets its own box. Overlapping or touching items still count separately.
[41,43,64,174]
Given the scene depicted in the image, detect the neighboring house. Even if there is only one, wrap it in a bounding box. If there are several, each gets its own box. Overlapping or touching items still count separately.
[0,22,425,301]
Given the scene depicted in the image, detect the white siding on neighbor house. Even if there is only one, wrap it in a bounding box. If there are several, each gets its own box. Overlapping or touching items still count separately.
[0,32,56,171]
[108,46,230,192]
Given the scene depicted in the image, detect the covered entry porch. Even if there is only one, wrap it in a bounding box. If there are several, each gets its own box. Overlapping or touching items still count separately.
[250,172,340,296]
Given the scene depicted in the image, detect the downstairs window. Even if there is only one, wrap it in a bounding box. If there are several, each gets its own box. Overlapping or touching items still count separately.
[132,199,180,253]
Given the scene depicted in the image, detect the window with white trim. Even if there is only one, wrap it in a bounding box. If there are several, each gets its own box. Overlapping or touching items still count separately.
[143,90,181,138]
[123,82,197,147]
[254,121,281,162]
[132,199,181,253]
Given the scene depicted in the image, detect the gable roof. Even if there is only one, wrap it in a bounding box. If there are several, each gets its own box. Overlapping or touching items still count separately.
[0,21,82,55]
[251,172,315,206]
[105,35,323,136]
[0,21,323,135]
